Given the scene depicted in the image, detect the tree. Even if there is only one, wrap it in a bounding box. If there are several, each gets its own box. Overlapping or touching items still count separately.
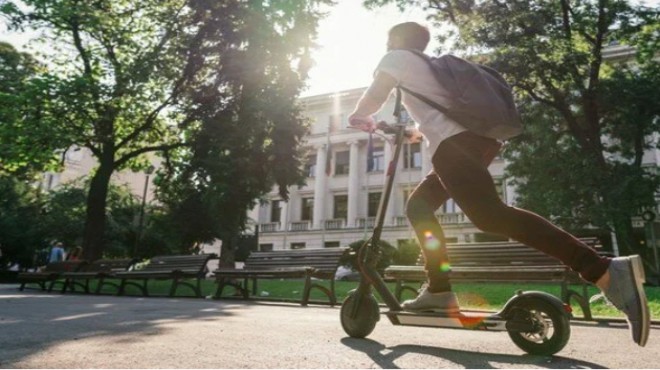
[39,180,146,258]
[1,0,201,260]
[0,41,61,178]
[156,0,328,264]
[0,177,46,269]
[1,0,330,261]
[365,0,660,257]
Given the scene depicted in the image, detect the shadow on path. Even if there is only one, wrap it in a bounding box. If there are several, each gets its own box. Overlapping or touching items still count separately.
[0,287,238,366]
[341,337,608,369]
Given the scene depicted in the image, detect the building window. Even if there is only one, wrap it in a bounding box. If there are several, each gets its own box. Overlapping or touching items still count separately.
[324,241,340,248]
[291,242,306,249]
[368,146,385,172]
[334,194,348,219]
[368,192,382,217]
[270,200,281,223]
[404,142,422,169]
[259,243,274,252]
[335,150,349,175]
[305,155,316,178]
[301,197,314,221]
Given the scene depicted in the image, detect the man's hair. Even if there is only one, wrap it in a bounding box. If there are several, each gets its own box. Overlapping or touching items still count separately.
[388,22,430,51]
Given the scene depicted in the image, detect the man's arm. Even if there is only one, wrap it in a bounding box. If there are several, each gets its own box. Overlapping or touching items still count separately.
[348,71,397,131]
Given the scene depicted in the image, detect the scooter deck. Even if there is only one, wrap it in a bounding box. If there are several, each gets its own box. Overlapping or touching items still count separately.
[385,310,508,331]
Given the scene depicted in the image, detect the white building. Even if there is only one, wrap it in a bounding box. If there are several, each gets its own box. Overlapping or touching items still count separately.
[249,87,512,251]
[250,44,660,254]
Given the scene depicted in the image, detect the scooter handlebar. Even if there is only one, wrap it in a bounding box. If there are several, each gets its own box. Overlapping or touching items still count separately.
[376,121,414,138]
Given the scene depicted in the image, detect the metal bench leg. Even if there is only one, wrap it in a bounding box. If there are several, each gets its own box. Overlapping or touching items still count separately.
[329,279,337,306]
[243,278,250,299]
[169,278,179,297]
[194,278,202,298]
[142,279,149,297]
[214,277,226,298]
[95,277,104,294]
[60,279,70,294]
[117,279,126,295]
[47,280,57,292]
[301,273,312,307]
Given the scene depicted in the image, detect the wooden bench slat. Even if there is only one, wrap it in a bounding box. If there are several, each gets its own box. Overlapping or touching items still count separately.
[116,254,217,298]
[213,248,348,306]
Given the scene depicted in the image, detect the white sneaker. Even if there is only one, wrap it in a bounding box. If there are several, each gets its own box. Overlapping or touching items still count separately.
[401,285,460,313]
[601,255,650,347]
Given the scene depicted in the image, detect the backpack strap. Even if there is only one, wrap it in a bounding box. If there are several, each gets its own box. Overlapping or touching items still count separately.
[397,85,452,117]
[396,49,455,118]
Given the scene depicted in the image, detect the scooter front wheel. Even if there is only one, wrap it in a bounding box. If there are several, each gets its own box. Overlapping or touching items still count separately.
[340,289,380,338]
[507,298,571,355]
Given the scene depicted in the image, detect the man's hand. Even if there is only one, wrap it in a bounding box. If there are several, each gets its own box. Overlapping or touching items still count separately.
[405,127,424,143]
[348,114,376,133]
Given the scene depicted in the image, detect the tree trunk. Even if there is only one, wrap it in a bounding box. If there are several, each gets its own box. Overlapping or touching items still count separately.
[81,163,114,261]
[612,212,640,257]
[219,233,237,266]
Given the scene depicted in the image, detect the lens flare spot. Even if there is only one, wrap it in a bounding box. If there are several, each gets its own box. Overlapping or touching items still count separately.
[439,262,451,272]
[424,231,441,250]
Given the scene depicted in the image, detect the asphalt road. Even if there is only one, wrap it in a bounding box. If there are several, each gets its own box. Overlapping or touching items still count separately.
[0,284,658,368]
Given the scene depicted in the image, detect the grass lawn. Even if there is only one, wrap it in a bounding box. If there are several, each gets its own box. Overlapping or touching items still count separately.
[61,277,660,321]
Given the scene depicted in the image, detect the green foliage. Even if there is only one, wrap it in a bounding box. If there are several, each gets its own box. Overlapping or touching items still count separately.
[155,0,329,260]
[0,177,46,269]
[38,180,149,258]
[342,239,398,271]
[393,239,421,265]
[0,0,330,259]
[0,42,62,177]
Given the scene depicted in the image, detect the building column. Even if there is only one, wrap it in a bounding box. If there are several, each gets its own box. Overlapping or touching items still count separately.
[279,200,289,232]
[313,144,328,229]
[347,140,359,227]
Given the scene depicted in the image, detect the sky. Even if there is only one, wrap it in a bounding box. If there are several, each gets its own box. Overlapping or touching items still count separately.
[302,1,432,97]
[2,1,657,97]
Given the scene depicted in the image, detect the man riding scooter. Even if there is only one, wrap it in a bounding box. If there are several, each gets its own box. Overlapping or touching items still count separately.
[348,21,650,347]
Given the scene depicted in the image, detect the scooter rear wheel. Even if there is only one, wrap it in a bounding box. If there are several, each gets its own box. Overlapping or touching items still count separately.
[340,289,380,338]
[507,298,571,355]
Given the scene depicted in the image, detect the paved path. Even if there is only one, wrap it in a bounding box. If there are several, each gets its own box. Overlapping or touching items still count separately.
[0,285,658,368]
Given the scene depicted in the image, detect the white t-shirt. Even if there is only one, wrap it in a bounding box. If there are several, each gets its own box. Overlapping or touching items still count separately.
[375,50,467,154]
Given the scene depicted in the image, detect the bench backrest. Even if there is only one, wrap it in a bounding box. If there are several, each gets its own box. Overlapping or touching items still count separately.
[415,238,601,267]
[244,248,348,276]
[43,260,87,273]
[82,258,137,273]
[142,254,217,273]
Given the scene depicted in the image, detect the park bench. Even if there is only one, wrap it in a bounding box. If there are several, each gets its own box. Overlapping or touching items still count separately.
[384,238,603,320]
[213,247,348,306]
[60,258,137,294]
[17,261,87,292]
[115,254,217,298]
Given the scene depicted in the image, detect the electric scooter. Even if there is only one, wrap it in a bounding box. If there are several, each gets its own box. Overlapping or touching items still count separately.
[340,95,572,356]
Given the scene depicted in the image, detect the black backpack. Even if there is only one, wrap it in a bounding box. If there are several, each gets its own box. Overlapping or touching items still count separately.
[399,50,523,140]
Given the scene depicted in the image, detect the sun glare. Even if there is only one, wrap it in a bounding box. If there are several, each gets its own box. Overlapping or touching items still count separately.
[303,1,430,97]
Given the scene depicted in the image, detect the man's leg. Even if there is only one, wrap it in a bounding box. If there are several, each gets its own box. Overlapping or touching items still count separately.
[432,132,610,283]
[405,171,451,293]
[434,131,648,346]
